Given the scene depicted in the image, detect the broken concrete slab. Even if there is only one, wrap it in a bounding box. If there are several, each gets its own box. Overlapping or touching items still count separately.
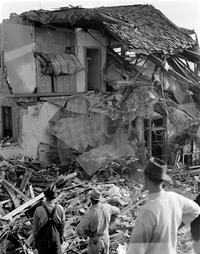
[76,157,99,176]
[77,138,135,175]
[49,113,109,153]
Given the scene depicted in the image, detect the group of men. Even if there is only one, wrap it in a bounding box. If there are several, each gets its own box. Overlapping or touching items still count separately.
[32,157,200,254]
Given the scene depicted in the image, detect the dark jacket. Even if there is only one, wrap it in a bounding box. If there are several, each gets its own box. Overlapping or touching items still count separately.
[33,201,65,254]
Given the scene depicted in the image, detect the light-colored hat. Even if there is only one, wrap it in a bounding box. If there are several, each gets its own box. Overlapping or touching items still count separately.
[143,157,172,182]
[90,188,101,201]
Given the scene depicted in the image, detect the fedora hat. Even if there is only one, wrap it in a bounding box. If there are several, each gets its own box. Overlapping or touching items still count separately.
[90,188,101,201]
[143,157,172,182]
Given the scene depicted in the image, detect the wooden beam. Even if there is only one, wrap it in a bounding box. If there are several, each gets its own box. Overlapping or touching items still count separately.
[135,117,144,142]
[2,183,20,208]
[120,196,147,214]
[116,80,151,87]
[29,185,35,198]
[119,56,149,105]
[149,55,194,86]
[174,57,200,81]
[1,193,44,221]
[1,179,29,201]
[5,91,85,99]
[55,172,77,188]
[184,49,200,60]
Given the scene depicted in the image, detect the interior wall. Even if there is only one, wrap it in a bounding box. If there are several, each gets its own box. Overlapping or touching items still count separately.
[0,67,19,141]
[35,27,76,93]
[2,22,37,93]
[20,102,59,159]
[75,29,106,92]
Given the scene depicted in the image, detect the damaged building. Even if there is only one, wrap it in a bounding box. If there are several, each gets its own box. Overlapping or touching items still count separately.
[0,5,200,174]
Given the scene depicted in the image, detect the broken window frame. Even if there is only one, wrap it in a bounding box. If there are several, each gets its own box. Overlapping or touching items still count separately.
[144,116,167,161]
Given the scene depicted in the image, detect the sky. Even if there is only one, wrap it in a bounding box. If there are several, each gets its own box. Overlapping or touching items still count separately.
[0,0,200,40]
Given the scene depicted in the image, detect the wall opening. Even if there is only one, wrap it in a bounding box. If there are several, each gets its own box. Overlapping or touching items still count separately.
[86,48,101,91]
[2,106,13,138]
[144,117,166,160]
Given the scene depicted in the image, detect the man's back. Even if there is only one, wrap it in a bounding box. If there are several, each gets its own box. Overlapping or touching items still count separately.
[127,190,200,254]
[33,203,65,232]
[77,199,119,254]
[77,203,119,236]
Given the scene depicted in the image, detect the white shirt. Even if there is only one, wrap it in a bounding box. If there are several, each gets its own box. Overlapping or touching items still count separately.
[127,189,200,254]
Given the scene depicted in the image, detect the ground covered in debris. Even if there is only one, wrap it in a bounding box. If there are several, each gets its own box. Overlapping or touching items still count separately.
[0,151,199,254]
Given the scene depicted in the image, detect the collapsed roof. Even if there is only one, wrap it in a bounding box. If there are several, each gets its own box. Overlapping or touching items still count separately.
[20,4,196,55]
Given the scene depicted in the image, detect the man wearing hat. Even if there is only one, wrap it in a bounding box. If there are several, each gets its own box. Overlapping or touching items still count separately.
[77,188,119,254]
[33,185,65,254]
[127,157,200,254]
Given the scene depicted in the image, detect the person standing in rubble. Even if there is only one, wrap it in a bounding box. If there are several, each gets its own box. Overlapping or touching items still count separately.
[190,176,200,254]
[33,185,65,254]
[127,157,200,254]
[77,188,119,254]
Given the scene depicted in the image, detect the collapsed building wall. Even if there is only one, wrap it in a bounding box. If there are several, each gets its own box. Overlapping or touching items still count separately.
[0,6,199,172]
[0,20,108,150]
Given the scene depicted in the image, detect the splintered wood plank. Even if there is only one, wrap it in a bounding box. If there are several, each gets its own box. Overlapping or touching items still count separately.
[2,182,20,208]
[56,172,78,188]
[29,185,35,198]
[120,195,147,215]
[1,179,29,201]
[1,192,44,221]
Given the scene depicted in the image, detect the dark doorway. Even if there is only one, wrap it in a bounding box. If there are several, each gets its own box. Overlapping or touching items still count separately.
[2,106,13,138]
[86,48,101,91]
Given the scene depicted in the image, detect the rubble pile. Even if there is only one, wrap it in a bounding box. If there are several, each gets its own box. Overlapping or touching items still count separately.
[0,155,199,254]
[0,156,147,254]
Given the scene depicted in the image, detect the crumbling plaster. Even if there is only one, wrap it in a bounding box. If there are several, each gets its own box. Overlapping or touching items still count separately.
[2,22,37,93]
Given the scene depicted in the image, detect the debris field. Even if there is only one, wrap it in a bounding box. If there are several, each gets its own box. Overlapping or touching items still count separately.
[0,151,199,254]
